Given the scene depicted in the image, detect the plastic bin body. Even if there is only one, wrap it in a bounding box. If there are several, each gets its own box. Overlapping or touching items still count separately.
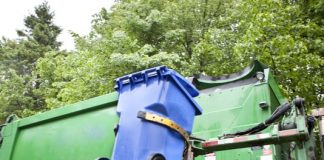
[112,66,202,160]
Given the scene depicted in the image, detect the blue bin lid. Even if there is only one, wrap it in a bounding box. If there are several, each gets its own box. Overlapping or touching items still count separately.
[171,70,199,97]
[115,66,202,115]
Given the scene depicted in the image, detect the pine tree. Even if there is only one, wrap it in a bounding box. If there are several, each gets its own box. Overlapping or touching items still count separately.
[0,2,62,122]
[17,1,62,50]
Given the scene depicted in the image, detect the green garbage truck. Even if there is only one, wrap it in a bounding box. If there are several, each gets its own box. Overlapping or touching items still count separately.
[0,60,322,160]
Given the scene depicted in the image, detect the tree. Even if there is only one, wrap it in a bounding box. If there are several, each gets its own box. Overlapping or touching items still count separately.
[36,0,323,110]
[34,0,234,108]
[228,0,324,108]
[1,0,322,121]
[0,2,62,122]
[17,1,62,50]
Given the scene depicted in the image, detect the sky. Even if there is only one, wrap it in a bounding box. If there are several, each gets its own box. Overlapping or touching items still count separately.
[0,0,115,50]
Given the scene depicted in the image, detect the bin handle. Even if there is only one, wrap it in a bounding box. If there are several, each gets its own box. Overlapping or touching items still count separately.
[137,111,193,160]
[131,72,145,83]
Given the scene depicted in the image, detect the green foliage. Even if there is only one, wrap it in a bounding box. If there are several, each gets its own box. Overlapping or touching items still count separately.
[0,1,62,122]
[1,0,323,122]
[35,0,323,110]
[230,0,324,108]
[0,70,33,119]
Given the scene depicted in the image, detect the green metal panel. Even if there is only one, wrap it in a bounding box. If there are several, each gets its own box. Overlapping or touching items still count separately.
[190,61,289,160]
[192,83,276,160]
[193,83,271,137]
[0,93,119,160]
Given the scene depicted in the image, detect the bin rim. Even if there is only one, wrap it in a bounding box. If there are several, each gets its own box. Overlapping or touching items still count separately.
[114,66,202,115]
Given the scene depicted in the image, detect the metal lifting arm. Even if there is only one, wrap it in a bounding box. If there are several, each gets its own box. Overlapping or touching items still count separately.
[192,100,310,157]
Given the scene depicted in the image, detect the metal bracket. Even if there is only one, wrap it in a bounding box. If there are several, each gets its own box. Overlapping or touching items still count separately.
[137,111,192,160]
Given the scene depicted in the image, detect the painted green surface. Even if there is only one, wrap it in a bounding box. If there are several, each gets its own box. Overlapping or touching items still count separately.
[192,81,280,160]
[0,92,119,160]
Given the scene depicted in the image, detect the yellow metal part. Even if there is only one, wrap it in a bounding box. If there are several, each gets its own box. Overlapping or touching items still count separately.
[137,111,192,160]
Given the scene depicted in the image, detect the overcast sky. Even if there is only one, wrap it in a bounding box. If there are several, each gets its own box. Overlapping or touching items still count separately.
[0,0,115,50]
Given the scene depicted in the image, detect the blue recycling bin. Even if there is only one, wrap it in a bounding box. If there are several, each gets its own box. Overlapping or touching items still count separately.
[112,66,202,160]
